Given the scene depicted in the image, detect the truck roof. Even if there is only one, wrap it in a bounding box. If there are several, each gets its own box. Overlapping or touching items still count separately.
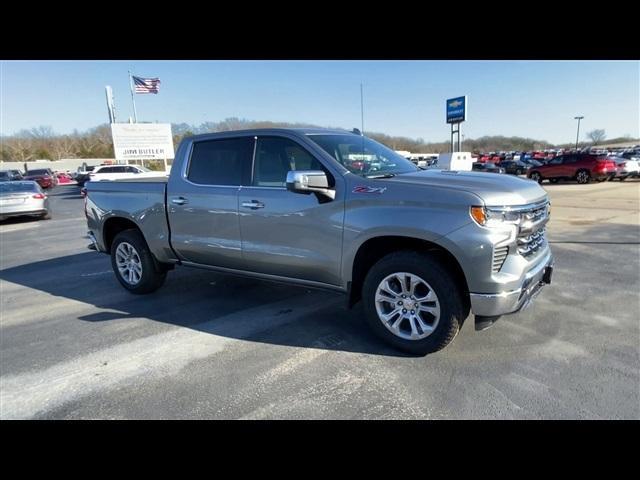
[184,127,360,141]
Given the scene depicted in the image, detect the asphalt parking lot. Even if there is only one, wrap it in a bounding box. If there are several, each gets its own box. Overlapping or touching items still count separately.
[1,179,639,419]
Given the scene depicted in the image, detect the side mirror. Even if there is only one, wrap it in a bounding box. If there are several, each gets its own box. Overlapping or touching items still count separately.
[286,170,335,200]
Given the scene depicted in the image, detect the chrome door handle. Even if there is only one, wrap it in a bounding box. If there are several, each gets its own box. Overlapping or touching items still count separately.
[241,201,265,209]
[171,197,188,205]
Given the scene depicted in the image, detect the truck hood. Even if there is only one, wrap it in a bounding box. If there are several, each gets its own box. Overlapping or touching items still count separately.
[384,169,548,206]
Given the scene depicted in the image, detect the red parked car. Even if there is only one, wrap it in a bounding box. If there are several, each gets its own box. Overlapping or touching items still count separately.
[23,168,58,189]
[55,172,75,184]
[527,153,617,184]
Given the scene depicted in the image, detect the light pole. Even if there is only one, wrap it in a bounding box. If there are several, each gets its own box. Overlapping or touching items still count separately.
[574,116,584,151]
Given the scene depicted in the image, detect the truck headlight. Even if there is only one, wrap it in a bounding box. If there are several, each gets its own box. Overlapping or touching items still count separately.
[470,206,522,227]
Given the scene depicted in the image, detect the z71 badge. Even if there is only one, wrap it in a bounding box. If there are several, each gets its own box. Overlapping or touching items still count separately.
[353,186,387,194]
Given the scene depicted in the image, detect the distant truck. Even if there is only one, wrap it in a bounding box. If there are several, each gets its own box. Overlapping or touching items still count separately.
[85,128,553,354]
[437,152,475,171]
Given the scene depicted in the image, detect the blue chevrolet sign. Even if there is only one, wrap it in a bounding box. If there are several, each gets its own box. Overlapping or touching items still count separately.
[446,96,467,124]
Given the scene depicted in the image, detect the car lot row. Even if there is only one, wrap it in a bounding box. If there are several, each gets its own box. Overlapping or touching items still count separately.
[472,152,640,184]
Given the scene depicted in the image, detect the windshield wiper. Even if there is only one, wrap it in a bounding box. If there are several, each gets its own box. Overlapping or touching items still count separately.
[365,173,396,179]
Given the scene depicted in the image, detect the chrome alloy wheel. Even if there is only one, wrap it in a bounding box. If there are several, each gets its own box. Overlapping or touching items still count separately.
[576,171,589,184]
[115,242,143,285]
[374,272,441,340]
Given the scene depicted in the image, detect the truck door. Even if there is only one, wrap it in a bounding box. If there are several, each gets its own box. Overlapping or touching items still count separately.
[166,136,253,268]
[238,136,344,286]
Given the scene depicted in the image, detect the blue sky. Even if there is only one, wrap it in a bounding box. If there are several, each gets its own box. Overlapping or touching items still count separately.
[1,60,638,144]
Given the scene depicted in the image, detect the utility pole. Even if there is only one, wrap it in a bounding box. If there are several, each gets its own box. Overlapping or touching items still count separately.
[360,83,364,135]
[574,116,584,150]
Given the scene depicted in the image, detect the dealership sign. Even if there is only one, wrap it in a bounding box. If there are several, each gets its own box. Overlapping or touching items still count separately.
[446,96,467,124]
[111,123,175,161]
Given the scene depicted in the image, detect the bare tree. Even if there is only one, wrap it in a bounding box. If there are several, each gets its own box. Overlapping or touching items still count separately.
[587,129,606,145]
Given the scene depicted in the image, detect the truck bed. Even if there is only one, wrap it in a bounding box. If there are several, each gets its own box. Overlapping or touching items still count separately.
[85,180,175,263]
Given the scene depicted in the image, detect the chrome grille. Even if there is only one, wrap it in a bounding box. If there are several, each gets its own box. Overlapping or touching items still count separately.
[518,227,546,257]
[512,201,550,258]
[492,246,509,272]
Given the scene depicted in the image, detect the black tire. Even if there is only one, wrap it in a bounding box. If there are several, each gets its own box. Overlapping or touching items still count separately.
[619,176,627,182]
[40,211,52,220]
[361,251,468,355]
[549,178,559,184]
[575,169,590,184]
[110,229,167,294]
[529,171,542,183]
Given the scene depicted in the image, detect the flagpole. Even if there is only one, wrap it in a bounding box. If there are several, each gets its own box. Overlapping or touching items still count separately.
[360,83,364,135]
[129,71,138,123]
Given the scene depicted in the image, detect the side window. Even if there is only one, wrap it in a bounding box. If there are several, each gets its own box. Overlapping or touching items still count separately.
[126,166,140,173]
[550,157,563,165]
[253,137,325,187]
[99,167,114,173]
[187,137,253,186]
[563,156,577,164]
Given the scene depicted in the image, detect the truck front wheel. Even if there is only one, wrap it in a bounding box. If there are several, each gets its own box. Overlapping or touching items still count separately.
[362,251,467,355]
[111,229,167,294]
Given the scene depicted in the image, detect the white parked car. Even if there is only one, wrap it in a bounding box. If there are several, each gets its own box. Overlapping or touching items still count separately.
[610,156,640,181]
[0,181,51,221]
[88,165,169,182]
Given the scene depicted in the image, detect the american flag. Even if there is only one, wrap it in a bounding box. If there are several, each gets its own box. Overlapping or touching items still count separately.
[132,75,161,94]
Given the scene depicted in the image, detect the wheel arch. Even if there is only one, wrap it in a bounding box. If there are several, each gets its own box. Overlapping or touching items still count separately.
[347,235,470,309]
[103,216,142,253]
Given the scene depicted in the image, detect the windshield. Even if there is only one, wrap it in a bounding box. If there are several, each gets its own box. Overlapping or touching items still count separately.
[307,134,419,177]
[26,169,50,176]
[0,182,39,194]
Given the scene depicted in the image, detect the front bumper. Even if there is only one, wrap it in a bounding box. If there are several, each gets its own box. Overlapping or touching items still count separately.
[469,249,554,317]
[0,208,48,218]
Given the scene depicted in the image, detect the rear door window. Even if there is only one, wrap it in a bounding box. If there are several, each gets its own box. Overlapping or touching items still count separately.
[187,137,253,186]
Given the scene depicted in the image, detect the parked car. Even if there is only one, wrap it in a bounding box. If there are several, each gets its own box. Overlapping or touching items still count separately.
[0,169,24,181]
[55,172,75,184]
[521,159,543,168]
[88,164,168,182]
[0,181,51,221]
[23,168,58,189]
[497,160,529,175]
[85,128,554,355]
[472,162,505,174]
[610,156,640,181]
[527,153,617,184]
[75,166,97,187]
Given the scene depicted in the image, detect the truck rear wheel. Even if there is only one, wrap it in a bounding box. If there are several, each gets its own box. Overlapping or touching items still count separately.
[111,229,167,294]
[362,251,467,355]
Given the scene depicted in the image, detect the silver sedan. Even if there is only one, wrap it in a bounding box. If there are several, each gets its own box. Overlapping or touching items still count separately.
[0,181,51,221]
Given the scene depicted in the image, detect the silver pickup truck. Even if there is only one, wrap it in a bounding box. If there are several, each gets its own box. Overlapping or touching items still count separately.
[85,128,553,354]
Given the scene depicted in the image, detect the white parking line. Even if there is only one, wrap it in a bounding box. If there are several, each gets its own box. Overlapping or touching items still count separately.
[80,270,112,277]
[0,223,41,233]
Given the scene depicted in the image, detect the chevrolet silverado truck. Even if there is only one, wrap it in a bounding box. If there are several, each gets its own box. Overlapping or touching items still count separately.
[85,128,553,354]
